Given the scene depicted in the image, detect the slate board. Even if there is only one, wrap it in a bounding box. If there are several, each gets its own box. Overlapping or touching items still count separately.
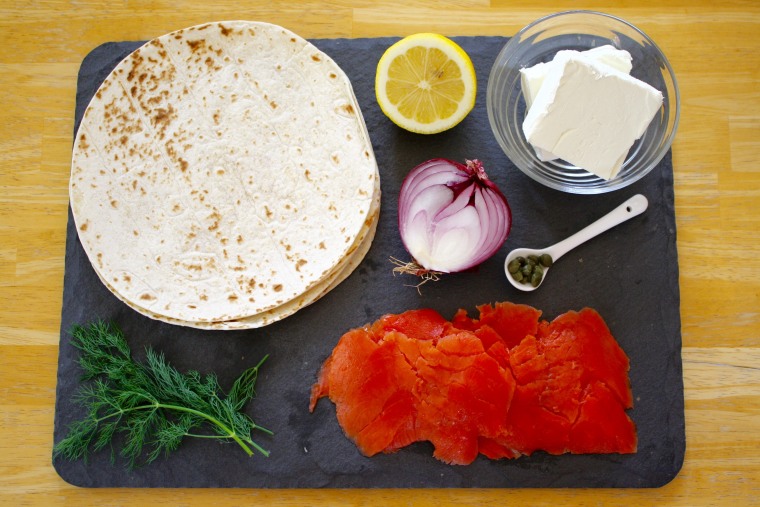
[53,36,685,488]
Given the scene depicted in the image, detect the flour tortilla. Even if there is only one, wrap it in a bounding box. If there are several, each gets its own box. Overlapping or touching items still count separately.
[93,180,380,330]
[70,21,379,324]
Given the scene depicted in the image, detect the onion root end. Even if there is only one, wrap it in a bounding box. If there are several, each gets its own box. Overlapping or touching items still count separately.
[389,257,443,294]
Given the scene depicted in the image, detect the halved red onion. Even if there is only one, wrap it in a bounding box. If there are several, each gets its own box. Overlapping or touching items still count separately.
[397,159,512,273]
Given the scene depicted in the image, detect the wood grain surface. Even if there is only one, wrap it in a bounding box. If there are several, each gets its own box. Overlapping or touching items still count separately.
[1,1,758,505]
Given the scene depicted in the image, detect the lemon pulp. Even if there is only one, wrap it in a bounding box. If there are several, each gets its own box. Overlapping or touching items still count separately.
[376,33,477,134]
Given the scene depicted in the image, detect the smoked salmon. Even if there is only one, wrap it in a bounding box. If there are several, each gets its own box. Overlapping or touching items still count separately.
[310,302,637,465]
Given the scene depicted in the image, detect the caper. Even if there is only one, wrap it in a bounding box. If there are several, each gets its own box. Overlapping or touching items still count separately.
[539,253,553,267]
[509,254,551,286]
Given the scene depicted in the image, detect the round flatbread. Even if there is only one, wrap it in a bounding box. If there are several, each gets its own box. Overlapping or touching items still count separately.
[94,179,380,330]
[70,21,379,324]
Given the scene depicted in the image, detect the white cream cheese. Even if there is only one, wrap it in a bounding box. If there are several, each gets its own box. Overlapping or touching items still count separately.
[521,46,632,109]
[520,46,633,161]
[522,53,663,180]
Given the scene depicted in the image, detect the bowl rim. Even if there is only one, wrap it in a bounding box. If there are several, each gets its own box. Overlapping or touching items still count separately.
[487,10,681,194]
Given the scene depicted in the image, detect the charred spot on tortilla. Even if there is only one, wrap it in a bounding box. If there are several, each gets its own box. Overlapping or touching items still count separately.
[187,39,203,52]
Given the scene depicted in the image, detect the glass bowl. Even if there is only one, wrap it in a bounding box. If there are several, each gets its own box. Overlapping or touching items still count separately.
[487,10,679,194]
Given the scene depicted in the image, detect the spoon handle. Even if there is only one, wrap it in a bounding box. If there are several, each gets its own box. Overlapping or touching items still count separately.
[548,194,649,261]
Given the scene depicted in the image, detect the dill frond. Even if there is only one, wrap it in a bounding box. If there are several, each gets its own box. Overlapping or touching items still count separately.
[53,321,271,469]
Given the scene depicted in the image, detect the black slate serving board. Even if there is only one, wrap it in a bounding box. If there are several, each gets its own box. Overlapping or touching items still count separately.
[53,36,685,488]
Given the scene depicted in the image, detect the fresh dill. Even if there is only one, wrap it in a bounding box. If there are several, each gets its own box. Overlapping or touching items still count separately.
[53,321,272,468]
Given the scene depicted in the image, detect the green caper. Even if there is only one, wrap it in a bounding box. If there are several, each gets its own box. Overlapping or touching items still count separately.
[509,254,552,287]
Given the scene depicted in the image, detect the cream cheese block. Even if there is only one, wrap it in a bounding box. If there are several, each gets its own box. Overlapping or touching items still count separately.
[520,46,633,162]
[520,46,632,109]
[522,53,663,180]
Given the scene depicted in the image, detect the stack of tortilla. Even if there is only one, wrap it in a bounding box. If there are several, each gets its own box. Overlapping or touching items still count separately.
[69,21,380,330]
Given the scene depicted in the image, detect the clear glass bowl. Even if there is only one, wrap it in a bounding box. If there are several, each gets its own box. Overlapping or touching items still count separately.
[487,11,680,194]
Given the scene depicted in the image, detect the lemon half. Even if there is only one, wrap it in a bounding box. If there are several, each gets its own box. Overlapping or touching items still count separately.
[375,33,477,134]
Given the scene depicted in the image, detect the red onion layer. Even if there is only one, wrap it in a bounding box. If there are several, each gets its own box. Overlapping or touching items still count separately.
[397,159,511,273]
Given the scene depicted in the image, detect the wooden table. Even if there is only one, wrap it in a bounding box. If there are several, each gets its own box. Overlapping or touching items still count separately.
[1,1,758,505]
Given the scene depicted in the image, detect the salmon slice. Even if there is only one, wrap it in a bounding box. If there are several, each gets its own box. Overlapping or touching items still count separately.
[309,326,418,454]
[356,390,417,455]
[498,382,573,456]
[540,309,633,409]
[476,301,543,348]
[494,307,635,456]
[569,380,637,454]
[310,302,636,464]
[371,308,448,341]
[414,333,515,464]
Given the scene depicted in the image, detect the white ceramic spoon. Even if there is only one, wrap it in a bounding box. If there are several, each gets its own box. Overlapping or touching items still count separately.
[505,193,649,292]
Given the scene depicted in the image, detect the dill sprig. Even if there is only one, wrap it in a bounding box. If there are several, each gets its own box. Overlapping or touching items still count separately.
[53,321,272,468]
